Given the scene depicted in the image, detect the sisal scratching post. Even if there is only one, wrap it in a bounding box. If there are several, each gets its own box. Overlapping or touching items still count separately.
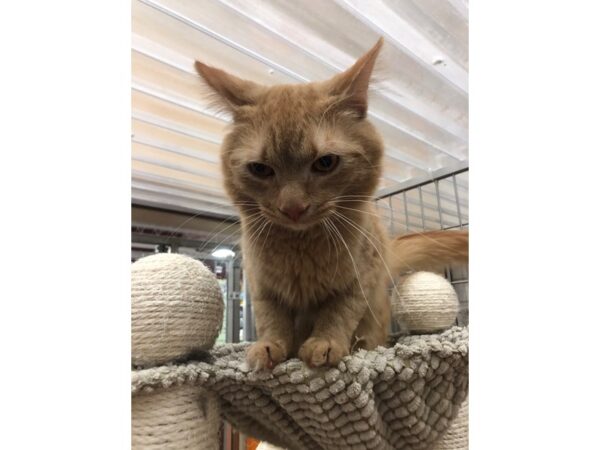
[432,397,468,450]
[131,253,224,450]
[392,271,459,333]
[132,385,221,450]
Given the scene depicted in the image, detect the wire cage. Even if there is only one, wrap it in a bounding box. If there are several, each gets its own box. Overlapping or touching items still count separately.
[375,164,469,326]
[131,167,469,449]
[132,163,469,335]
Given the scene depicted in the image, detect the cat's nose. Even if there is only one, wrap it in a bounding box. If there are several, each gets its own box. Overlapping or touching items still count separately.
[279,203,309,222]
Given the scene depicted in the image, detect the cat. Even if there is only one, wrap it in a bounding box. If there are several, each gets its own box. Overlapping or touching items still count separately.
[195,38,468,370]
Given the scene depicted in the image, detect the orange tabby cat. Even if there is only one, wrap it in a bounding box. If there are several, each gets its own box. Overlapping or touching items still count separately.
[195,38,468,370]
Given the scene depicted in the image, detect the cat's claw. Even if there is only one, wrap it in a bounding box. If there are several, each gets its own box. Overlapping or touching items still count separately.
[298,337,347,368]
[246,340,286,371]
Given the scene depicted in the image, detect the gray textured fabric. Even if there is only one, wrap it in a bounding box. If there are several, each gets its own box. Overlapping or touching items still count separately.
[132,327,468,450]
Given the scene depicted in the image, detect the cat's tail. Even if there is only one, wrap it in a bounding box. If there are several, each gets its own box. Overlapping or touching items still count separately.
[389,230,468,274]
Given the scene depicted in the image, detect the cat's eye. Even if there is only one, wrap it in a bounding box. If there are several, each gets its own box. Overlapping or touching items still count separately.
[247,162,275,178]
[312,154,339,173]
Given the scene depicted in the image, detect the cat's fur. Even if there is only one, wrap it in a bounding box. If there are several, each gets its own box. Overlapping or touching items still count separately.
[195,38,468,370]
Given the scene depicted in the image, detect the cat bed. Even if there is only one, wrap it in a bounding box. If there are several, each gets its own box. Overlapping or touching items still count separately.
[132,326,468,450]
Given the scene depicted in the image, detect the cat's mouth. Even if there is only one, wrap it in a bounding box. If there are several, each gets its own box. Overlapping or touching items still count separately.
[260,206,333,231]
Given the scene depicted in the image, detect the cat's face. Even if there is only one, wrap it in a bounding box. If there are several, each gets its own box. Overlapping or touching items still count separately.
[196,39,384,231]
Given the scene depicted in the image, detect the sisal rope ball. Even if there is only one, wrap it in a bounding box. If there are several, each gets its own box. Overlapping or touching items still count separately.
[132,253,224,367]
[392,271,459,333]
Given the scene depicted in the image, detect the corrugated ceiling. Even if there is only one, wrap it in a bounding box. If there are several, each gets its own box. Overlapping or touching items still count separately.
[131,0,468,219]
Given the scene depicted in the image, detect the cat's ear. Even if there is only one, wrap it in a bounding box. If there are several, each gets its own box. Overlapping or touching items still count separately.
[194,61,265,111]
[323,37,383,118]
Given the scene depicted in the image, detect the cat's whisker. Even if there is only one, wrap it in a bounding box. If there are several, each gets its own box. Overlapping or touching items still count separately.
[166,210,239,241]
[323,218,342,287]
[245,213,269,234]
[194,210,255,243]
[242,217,265,256]
[245,216,271,257]
[332,211,405,301]
[319,222,332,262]
[334,202,465,255]
[257,221,274,259]
[333,210,450,277]
[252,219,272,256]
[335,200,379,204]
[332,195,375,199]
[325,217,381,327]
[195,219,240,253]
[231,204,261,209]
[332,211,385,246]
[335,205,382,218]
[243,214,269,242]
[169,200,258,242]
[196,210,263,254]
[321,219,340,279]
[332,198,382,206]
[198,212,264,259]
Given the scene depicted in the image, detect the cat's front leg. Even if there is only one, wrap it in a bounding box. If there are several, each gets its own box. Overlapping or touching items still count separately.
[246,296,295,371]
[298,295,366,368]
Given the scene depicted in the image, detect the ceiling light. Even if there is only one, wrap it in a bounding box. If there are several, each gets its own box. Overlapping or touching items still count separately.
[211,248,235,259]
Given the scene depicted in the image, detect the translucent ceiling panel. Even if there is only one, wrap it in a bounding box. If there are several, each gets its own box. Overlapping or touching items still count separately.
[220,0,468,139]
[138,0,466,167]
[131,0,468,217]
[132,51,220,117]
[132,118,221,164]
[132,181,224,207]
[132,90,227,141]
[132,139,220,181]
[382,0,468,70]
[338,0,467,92]
[133,0,293,87]
[132,159,224,194]
[379,159,420,184]
[368,94,467,159]
[132,169,231,208]
[132,187,237,217]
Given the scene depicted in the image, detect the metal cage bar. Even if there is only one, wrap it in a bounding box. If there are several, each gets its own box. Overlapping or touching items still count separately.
[380,165,469,326]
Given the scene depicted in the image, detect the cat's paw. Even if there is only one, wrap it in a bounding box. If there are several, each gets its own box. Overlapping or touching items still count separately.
[246,340,287,371]
[298,337,348,368]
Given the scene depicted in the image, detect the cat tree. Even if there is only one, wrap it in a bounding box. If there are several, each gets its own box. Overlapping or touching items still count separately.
[131,254,468,450]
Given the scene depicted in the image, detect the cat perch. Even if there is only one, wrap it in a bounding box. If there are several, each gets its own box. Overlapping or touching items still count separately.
[131,253,468,450]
